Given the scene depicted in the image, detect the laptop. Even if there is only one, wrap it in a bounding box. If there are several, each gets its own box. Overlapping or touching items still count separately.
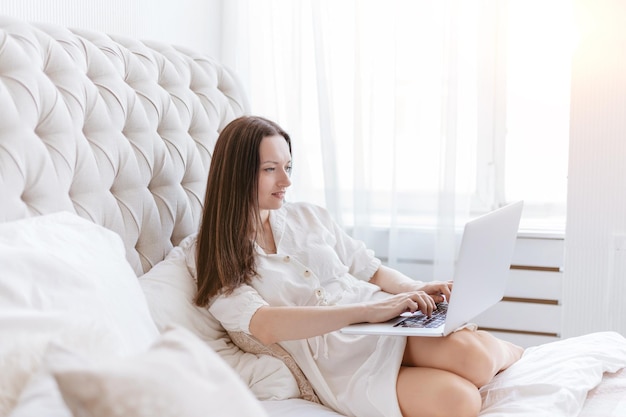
[340,200,523,337]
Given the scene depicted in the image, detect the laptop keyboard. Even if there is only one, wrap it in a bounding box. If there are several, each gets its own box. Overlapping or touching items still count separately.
[393,303,448,328]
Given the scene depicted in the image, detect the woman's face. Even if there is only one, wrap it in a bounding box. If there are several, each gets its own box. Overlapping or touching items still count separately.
[257,134,292,212]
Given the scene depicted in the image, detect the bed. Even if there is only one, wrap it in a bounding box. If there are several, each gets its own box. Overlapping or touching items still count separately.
[0,15,624,417]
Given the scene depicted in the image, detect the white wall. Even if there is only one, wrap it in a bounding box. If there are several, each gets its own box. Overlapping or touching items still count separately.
[563,0,626,337]
[0,0,222,58]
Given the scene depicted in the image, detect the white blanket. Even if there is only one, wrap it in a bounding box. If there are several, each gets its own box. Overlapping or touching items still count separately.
[479,331,626,417]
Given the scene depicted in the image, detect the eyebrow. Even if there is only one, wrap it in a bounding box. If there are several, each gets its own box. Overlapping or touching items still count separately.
[261,159,291,165]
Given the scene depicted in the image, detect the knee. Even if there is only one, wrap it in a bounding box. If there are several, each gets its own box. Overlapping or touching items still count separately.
[424,377,482,417]
[449,330,497,387]
[397,368,482,417]
[445,379,482,417]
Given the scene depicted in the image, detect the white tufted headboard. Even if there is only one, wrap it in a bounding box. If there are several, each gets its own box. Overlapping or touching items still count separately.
[0,16,249,275]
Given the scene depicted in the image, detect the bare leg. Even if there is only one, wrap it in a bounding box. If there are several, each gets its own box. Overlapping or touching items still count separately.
[403,329,524,387]
[396,366,481,417]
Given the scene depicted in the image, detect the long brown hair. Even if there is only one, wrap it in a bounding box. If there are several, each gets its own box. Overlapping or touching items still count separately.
[194,116,292,306]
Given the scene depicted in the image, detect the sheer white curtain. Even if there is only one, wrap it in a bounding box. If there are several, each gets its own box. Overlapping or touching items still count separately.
[222,0,501,281]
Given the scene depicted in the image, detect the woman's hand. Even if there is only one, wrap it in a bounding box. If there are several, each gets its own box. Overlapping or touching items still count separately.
[362,291,437,323]
[415,280,453,304]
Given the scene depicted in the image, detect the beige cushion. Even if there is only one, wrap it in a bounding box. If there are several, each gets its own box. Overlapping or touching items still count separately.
[228,331,320,403]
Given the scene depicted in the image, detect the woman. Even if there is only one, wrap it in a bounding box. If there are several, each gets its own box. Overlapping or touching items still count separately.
[195,115,523,417]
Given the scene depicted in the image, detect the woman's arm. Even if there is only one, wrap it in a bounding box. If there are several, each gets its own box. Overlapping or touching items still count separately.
[249,289,439,345]
[369,265,424,293]
[249,266,453,346]
[250,304,365,345]
[370,265,452,302]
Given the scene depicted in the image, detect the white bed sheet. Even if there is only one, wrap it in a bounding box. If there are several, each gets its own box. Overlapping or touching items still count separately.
[261,331,626,417]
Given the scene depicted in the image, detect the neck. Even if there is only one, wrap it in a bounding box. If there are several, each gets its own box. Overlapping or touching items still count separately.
[259,209,270,225]
[255,212,276,254]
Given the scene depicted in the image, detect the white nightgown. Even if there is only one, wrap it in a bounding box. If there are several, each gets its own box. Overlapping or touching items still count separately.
[210,202,407,417]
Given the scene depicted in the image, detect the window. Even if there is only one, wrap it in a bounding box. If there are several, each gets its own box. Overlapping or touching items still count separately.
[237,0,574,233]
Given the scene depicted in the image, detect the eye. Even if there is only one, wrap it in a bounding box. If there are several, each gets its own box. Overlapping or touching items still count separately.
[264,167,275,172]
[285,164,293,173]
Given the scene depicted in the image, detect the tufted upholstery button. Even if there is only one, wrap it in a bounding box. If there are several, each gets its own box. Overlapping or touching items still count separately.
[283,255,290,262]
[303,270,311,278]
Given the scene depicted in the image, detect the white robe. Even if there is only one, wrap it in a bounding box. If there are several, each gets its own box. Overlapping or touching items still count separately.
[210,202,406,417]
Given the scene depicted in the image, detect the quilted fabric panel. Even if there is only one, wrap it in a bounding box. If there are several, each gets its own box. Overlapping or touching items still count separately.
[0,16,248,274]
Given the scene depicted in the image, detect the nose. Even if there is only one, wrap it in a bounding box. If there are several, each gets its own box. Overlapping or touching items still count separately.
[279,169,292,187]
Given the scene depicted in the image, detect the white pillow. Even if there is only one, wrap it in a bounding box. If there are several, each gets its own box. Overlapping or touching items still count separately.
[138,234,301,400]
[0,212,159,414]
[47,326,268,417]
